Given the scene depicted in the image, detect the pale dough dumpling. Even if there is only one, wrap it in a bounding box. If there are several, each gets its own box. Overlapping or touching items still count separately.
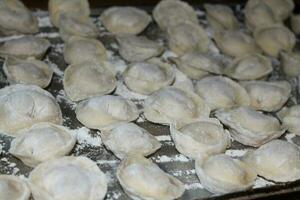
[195,154,257,194]
[0,175,31,200]
[280,51,300,77]
[262,0,294,21]
[195,76,250,111]
[100,6,151,34]
[243,140,300,182]
[0,84,62,136]
[29,156,107,200]
[117,154,185,200]
[76,95,139,129]
[277,105,300,136]
[63,61,116,101]
[241,80,291,112]
[170,118,230,159]
[123,58,175,95]
[9,122,76,167]
[3,56,53,88]
[215,106,285,147]
[291,15,300,35]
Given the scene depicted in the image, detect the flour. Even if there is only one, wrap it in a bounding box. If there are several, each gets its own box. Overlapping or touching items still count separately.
[253,177,275,188]
[155,135,172,141]
[152,154,190,163]
[185,182,204,190]
[225,149,248,157]
[37,16,53,27]
[36,32,60,38]
[0,35,24,42]
[71,127,102,147]
[55,89,77,110]
[44,57,64,77]
[285,133,296,144]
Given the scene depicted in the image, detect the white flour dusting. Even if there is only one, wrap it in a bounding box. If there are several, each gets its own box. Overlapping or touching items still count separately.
[96,160,119,165]
[36,32,60,38]
[55,89,77,110]
[285,133,296,144]
[225,149,248,157]
[106,50,127,74]
[38,16,53,27]
[44,57,64,77]
[152,154,190,163]
[0,35,24,42]
[52,43,64,54]
[155,135,172,141]
[253,177,275,188]
[185,182,204,190]
[106,192,122,200]
[71,127,102,147]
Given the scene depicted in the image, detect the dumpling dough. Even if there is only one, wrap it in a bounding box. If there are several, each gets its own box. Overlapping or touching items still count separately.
[29,156,107,200]
[280,51,300,77]
[225,54,272,80]
[76,95,139,129]
[0,36,51,59]
[215,106,285,147]
[167,22,210,56]
[117,154,185,200]
[116,34,163,62]
[0,84,62,136]
[0,175,30,200]
[0,0,38,35]
[291,15,300,35]
[241,80,291,112]
[195,154,257,194]
[144,87,210,128]
[9,122,76,167]
[262,0,294,21]
[153,0,198,31]
[64,36,107,65]
[195,76,250,110]
[3,56,53,88]
[254,25,295,57]
[243,140,300,182]
[100,123,161,159]
[100,7,151,34]
[277,105,300,136]
[170,118,230,159]
[63,61,116,101]
[123,58,175,95]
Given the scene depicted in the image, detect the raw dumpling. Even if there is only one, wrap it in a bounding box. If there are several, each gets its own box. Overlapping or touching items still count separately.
[0,0,38,35]
[170,118,230,159]
[262,0,294,21]
[254,25,295,57]
[100,7,151,34]
[9,122,76,167]
[195,76,250,110]
[100,123,161,159]
[63,61,116,101]
[0,175,30,200]
[277,105,300,136]
[215,106,285,147]
[117,154,185,200]
[195,154,257,194]
[167,21,210,56]
[204,4,239,31]
[64,36,107,65]
[241,80,291,112]
[243,140,300,182]
[123,58,175,95]
[116,34,163,62]
[0,84,62,136]
[280,51,300,77]
[153,0,198,31]
[214,30,260,58]
[291,15,300,34]
[3,56,53,88]
[76,95,139,129]
[29,156,107,200]
[225,54,272,80]
[0,36,51,59]
[144,87,210,128]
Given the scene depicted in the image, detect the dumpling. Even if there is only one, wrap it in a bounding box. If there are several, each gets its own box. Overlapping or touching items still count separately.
[241,80,291,112]
[76,95,139,129]
[195,76,250,110]
[262,0,294,21]
[195,154,257,194]
[153,0,198,31]
[243,140,300,182]
[215,106,285,147]
[144,87,210,128]
[100,7,151,34]
[63,61,116,101]
[0,84,62,136]
[0,0,38,35]
[116,34,163,62]
[63,36,107,65]
[214,30,260,58]
[0,175,30,200]
[225,54,272,80]
[29,156,107,200]
[280,51,300,77]
[254,25,296,57]
[204,4,239,31]
[171,52,223,80]
[100,123,161,159]
[9,122,76,167]
[123,58,175,95]
[170,118,230,159]
[167,22,210,56]
[291,15,300,35]
[3,56,53,88]
[117,154,185,200]
[277,105,300,136]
